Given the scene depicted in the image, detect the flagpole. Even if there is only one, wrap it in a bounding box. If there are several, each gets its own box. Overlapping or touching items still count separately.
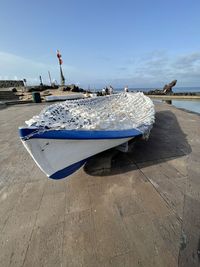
[56,50,65,87]
[59,64,65,86]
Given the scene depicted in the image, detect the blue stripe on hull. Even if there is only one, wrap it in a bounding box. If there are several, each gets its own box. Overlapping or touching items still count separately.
[49,159,88,179]
[19,127,142,140]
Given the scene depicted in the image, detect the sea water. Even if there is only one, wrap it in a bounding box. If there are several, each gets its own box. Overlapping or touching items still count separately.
[170,100,200,114]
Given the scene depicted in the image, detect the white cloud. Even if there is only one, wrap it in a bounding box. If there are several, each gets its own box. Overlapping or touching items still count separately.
[111,51,200,87]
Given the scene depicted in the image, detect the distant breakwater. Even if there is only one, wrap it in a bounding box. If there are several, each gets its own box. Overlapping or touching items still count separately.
[114,87,200,93]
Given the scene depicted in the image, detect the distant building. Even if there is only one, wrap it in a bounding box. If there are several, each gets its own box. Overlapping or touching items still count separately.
[0,80,24,89]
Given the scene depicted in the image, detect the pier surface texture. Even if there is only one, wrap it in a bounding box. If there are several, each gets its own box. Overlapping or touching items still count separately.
[0,102,200,267]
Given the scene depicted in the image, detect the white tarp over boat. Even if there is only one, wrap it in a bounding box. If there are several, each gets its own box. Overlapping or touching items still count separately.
[26,92,155,133]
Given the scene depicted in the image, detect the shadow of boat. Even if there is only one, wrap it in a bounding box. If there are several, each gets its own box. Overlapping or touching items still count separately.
[84,110,192,176]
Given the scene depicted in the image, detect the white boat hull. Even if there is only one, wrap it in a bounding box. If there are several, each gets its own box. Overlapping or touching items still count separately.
[21,136,132,179]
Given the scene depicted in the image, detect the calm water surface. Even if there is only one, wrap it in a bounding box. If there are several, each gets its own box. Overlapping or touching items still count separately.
[155,99,200,114]
[171,100,200,114]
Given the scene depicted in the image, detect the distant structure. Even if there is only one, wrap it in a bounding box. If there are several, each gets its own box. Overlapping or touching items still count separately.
[23,79,27,87]
[163,80,177,94]
[0,80,24,88]
[56,50,65,86]
[124,85,129,92]
[147,80,177,95]
[48,71,52,86]
[39,75,43,86]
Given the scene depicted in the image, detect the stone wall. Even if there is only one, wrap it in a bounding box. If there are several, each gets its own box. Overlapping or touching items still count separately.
[0,80,24,88]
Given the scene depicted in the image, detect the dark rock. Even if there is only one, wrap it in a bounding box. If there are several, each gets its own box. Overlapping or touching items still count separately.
[71,86,80,92]
[146,89,165,95]
[27,85,57,92]
[60,84,78,92]
[146,80,177,95]
[163,80,177,94]
[60,84,87,93]
[61,87,71,91]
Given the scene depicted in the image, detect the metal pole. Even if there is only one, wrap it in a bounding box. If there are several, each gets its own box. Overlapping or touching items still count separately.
[60,65,65,86]
[48,71,52,86]
[39,75,43,86]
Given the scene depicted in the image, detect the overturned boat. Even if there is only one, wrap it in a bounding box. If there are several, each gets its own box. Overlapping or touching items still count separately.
[19,93,155,179]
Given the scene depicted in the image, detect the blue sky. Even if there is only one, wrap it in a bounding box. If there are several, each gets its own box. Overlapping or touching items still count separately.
[0,0,200,88]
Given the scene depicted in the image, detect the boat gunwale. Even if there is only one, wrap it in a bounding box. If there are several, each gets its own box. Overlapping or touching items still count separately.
[19,127,143,140]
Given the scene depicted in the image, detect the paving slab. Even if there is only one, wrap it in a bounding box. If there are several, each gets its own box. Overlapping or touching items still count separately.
[0,210,37,267]
[63,209,98,267]
[23,222,64,267]
[123,213,178,267]
[35,192,66,227]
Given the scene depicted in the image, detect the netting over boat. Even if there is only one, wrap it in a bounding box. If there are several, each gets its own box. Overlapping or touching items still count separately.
[25,92,155,133]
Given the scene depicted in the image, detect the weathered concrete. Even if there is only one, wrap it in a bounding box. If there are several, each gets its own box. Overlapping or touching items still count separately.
[0,102,200,267]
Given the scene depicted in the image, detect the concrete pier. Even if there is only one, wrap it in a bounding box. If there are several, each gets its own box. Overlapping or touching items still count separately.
[0,102,200,267]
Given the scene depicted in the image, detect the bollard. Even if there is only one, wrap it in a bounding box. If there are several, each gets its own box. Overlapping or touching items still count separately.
[32,92,41,103]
